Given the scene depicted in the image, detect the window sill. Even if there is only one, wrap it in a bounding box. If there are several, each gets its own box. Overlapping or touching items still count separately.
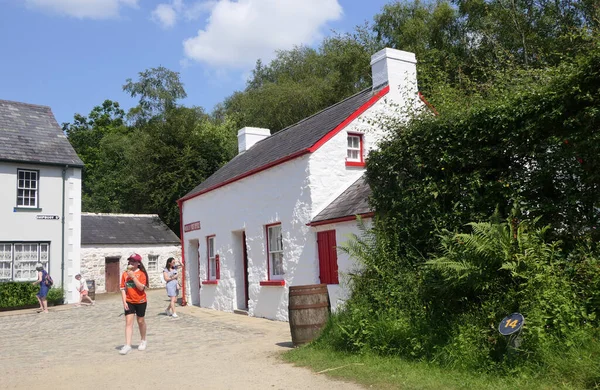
[259,280,285,287]
[202,280,218,285]
[14,207,42,212]
[345,161,365,168]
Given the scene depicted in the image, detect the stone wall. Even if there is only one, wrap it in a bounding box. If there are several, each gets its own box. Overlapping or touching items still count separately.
[80,244,181,293]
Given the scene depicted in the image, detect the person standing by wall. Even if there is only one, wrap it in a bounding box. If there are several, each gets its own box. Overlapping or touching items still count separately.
[74,274,95,306]
[119,253,149,355]
[163,257,179,318]
[32,263,49,313]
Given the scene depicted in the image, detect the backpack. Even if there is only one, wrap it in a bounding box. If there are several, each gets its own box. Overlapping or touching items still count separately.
[44,272,54,287]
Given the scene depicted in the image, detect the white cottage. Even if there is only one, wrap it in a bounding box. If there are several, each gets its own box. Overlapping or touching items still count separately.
[0,100,83,303]
[80,213,181,293]
[178,48,424,321]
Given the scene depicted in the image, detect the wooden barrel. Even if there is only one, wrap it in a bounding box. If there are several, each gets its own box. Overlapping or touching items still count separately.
[288,284,330,346]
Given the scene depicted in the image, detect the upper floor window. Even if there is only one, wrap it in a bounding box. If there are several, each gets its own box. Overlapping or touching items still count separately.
[147,255,158,272]
[207,235,217,280]
[267,224,284,279]
[17,169,39,208]
[346,134,365,167]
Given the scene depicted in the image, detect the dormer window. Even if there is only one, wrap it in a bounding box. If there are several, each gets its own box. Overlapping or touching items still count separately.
[346,133,365,167]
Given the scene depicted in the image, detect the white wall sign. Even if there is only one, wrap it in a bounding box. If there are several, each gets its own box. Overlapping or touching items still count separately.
[36,215,60,220]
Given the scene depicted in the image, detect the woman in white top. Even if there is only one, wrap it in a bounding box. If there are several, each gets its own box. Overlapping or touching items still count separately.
[163,257,179,317]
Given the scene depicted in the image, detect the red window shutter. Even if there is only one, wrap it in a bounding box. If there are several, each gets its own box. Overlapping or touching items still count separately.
[215,254,220,280]
[317,230,338,284]
[328,230,339,284]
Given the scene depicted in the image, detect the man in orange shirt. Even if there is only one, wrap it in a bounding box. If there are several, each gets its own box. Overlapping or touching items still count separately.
[119,253,149,355]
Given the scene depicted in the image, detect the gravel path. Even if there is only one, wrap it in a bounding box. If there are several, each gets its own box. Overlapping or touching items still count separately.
[0,289,363,389]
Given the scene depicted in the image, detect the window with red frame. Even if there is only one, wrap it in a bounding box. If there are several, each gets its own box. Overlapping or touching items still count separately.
[317,230,339,284]
[267,223,284,280]
[207,235,219,280]
[346,133,364,167]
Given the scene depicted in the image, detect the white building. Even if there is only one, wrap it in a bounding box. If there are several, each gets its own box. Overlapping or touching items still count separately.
[0,100,83,303]
[80,213,181,293]
[178,48,424,321]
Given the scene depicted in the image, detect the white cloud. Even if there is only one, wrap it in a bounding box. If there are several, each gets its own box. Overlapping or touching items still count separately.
[182,0,343,69]
[151,0,213,28]
[25,0,138,19]
[184,1,216,21]
[151,3,179,28]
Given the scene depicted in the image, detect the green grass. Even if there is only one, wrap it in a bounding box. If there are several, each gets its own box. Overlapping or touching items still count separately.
[282,346,587,390]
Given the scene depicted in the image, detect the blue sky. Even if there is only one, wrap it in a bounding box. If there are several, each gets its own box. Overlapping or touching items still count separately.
[0,0,391,125]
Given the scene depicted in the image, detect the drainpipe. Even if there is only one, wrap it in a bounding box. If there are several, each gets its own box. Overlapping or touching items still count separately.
[61,165,69,295]
[178,200,187,306]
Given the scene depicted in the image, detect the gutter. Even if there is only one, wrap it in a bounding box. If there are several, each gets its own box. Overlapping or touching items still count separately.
[61,165,69,294]
[306,212,375,227]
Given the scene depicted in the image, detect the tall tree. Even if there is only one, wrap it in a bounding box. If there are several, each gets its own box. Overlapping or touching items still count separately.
[63,100,130,211]
[123,66,187,123]
[223,29,380,133]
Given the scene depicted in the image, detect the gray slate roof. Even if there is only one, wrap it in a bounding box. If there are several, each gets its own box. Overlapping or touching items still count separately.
[311,175,372,224]
[0,100,83,166]
[81,213,180,245]
[184,87,376,198]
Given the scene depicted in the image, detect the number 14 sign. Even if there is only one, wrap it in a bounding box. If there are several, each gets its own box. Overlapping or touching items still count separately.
[498,313,524,335]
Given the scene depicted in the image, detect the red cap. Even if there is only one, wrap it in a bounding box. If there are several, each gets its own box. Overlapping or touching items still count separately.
[128,253,142,262]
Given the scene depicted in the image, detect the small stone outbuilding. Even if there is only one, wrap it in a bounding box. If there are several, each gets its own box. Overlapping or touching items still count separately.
[80,213,181,293]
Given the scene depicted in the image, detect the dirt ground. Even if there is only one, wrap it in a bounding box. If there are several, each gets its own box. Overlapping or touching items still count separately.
[0,289,362,389]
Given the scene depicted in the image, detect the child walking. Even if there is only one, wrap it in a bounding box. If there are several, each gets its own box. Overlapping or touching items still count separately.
[75,274,95,306]
[119,253,149,355]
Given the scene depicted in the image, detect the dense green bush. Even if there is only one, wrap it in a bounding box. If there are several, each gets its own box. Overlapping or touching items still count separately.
[0,282,65,309]
[317,44,600,386]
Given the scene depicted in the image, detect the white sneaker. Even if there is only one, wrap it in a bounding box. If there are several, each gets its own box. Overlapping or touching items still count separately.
[138,340,147,351]
[165,309,171,316]
[171,313,178,318]
[119,345,132,355]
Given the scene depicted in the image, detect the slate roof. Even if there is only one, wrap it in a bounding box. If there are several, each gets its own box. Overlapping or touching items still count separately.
[0,100,83,166]
[184,87,380,198]
[311,175,372,225]
[81,213,180,245]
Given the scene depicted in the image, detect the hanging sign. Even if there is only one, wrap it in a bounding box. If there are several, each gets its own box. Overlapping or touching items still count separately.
[184,221,201,232]
[498,313,525,336]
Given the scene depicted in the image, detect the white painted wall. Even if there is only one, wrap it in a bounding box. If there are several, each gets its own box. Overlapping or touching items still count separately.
[181,47,423,321]
[0,162,82,303]
[80,244,181,293]
[182,154,315,321]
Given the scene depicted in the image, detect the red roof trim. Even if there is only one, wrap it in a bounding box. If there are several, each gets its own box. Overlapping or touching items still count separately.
[418,92,439,116]
[179,149,309,203]
[308,86,390,153]
[179,86,390,204]
[307,212,375,227]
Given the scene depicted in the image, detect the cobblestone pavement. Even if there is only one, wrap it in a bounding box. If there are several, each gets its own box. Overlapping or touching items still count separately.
[0,289,362,389]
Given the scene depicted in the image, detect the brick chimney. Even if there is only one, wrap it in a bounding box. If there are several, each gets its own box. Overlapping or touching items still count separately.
[237,127,270,154]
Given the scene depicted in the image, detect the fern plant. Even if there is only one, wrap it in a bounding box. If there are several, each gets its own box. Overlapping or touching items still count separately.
[425,215,560,296]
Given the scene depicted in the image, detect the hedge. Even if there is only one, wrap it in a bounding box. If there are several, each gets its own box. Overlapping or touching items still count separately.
[0,282,65,309]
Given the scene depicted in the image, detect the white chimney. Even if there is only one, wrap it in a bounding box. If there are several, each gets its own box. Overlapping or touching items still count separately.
[237,127,270,154]
[371,48,418,101]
